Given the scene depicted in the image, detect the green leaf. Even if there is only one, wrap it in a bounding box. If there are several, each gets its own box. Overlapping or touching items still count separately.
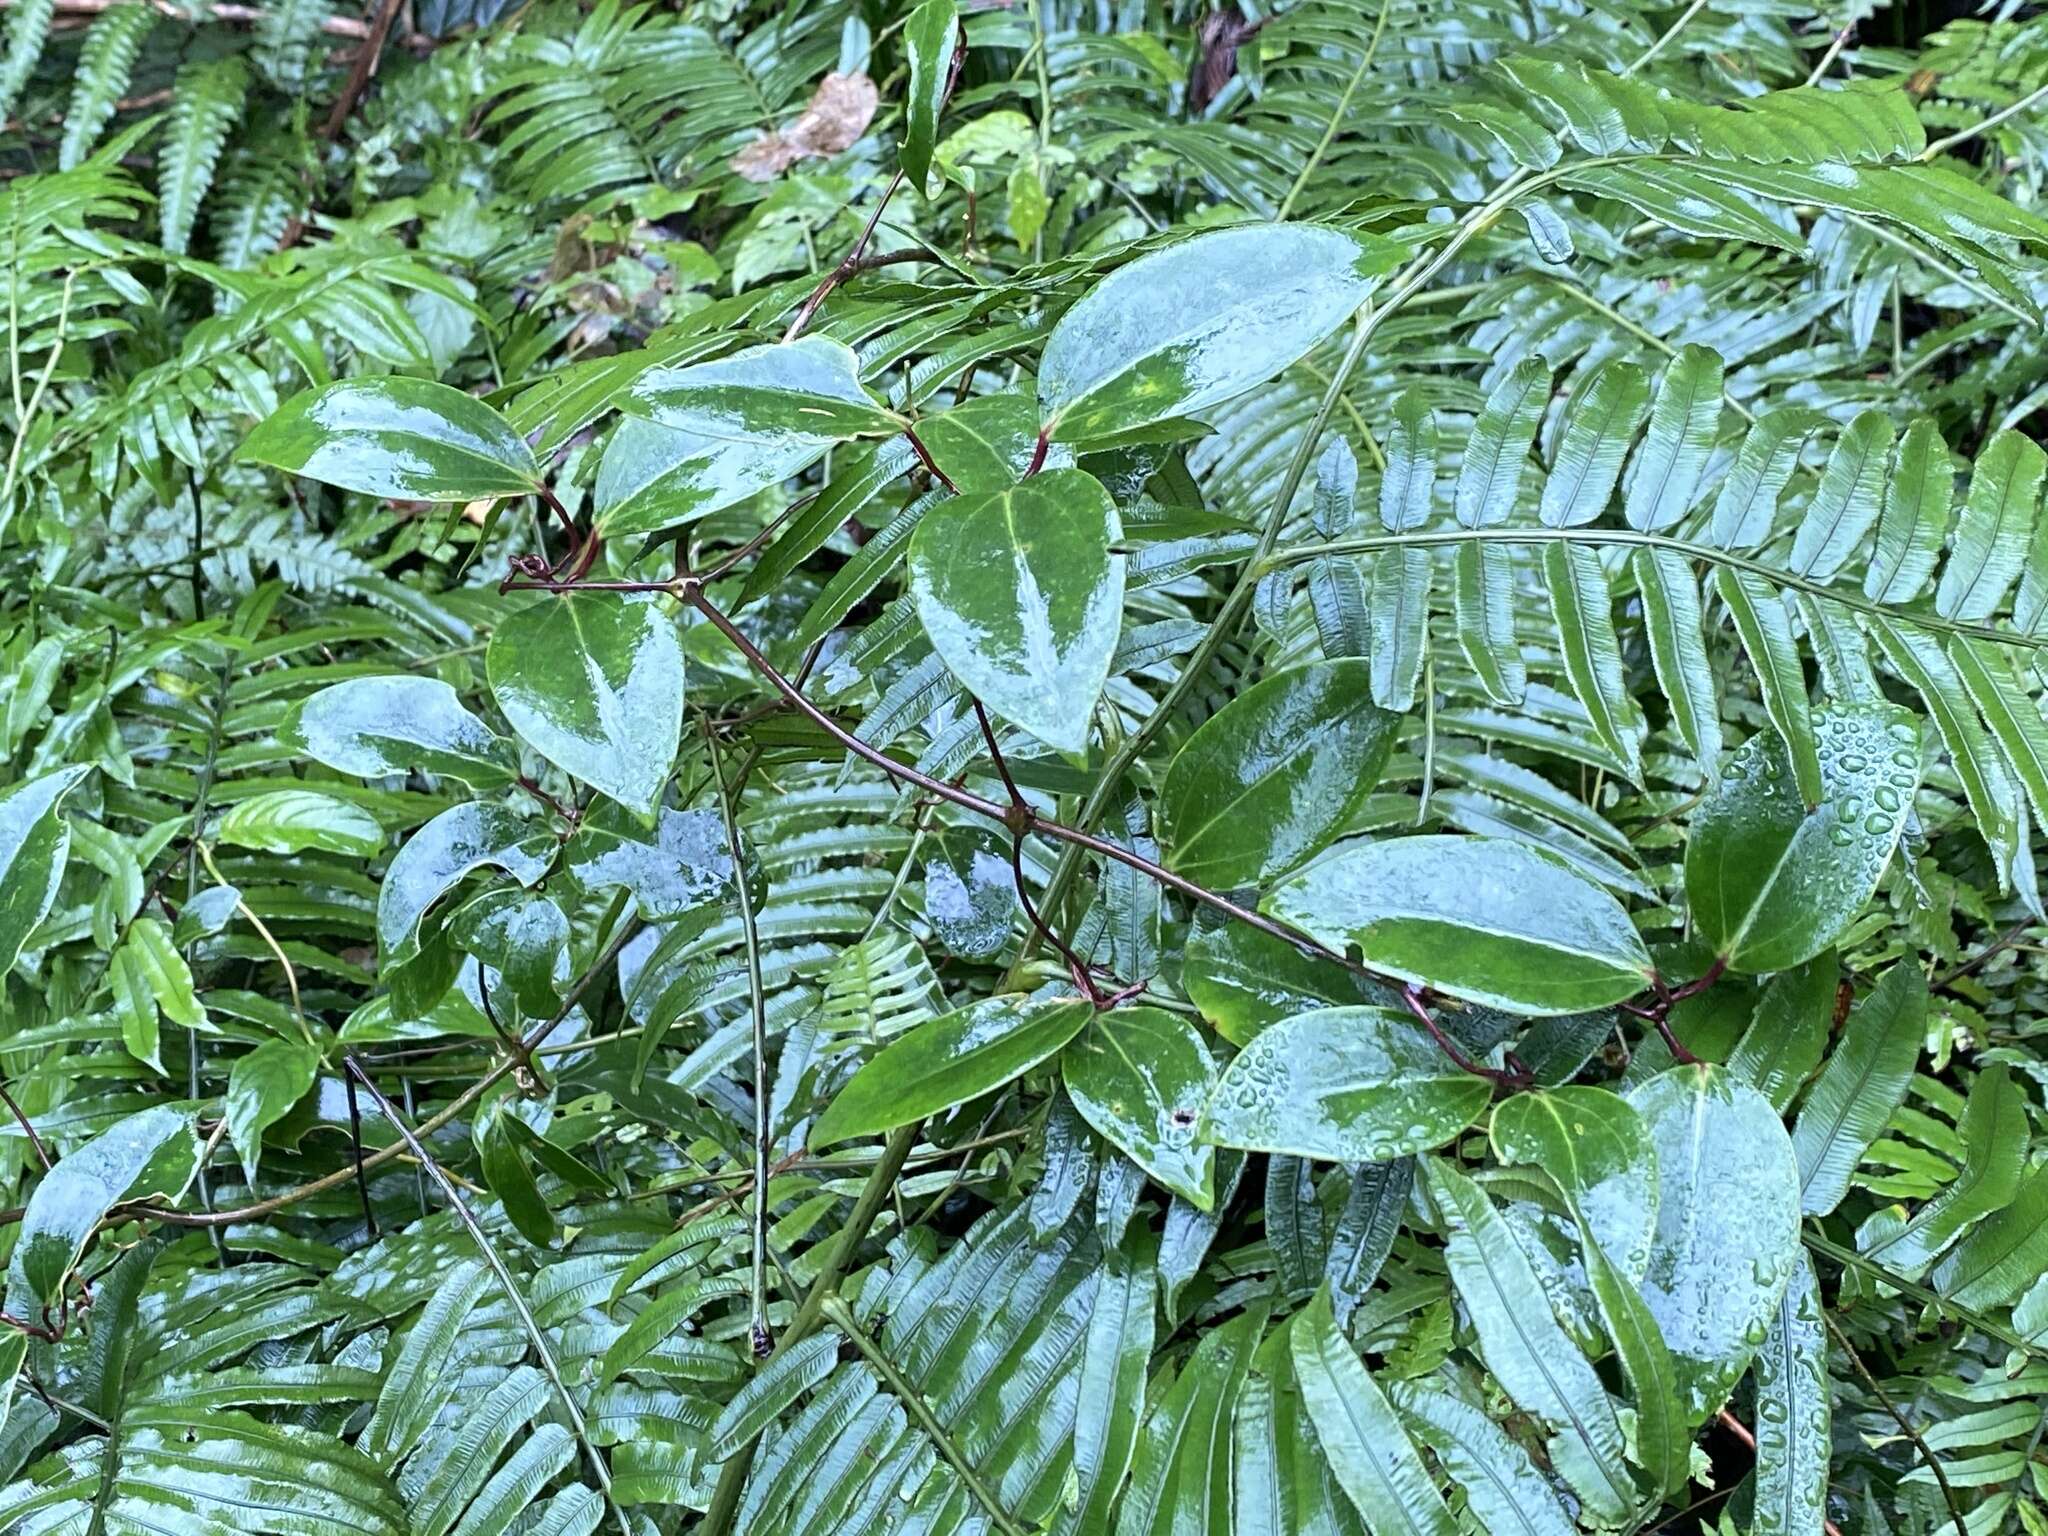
[1367,546,1431,710]
[1627,1065,1801,1422]
[1490,1086,1656,1282]
[1931,1162,2048,1309]
[376,803,556,968]
[811,995,1094,1146]
[1379,390,1437,532]
[237,378,540,500]
[487,592,685,817]
[1038,223,1401,444]
[1750,1251,1830,1536]
[11,1105,200,1309]
[364,1261,493,1463]
[1422,1158,1635,1524]
[217,789,383,857]
[1062,1006,1216,1208]
[1935,427,2044,621]
[279,675,517,789]
[110,916,206,1072]
[1201,1005,1491,1162]
[1864,416,1953,603]
[1726,952,1839,1113]
[1453,543,1525,706]
[1684,701,1921,974]
[1632,548,1721,772]
[1789,962,1925,1217]
[1539,359,1647,527]
[907,468,1124,752]
[1291,1289,1458,1536]
[1788,410,1892,582]
[1544,542,1643,782]
[1857,1062,2028,1278]
[225,1038,319,1182]
[1623,344,1723,533]
[0,765,89,973]
[1708,407,1826,551]
[1454,357,1550,528]
[1182,920,1379,1047]
[621,335,901,442]
[1263,835,1654,1015]
[922,827,1016,960]
[1390,1382,1577,1536]
[915,391,1050,493]
[900,0,958,191]
[1714,568,1821,806]
[1159,659,1399,886]
[565,807,734,921]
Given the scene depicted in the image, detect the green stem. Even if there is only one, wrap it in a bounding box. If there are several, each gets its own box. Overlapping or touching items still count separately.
[820,1294,1029,1536]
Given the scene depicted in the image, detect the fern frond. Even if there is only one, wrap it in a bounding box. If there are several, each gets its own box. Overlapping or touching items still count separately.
[159,57,249,256]
[57,1,156,170]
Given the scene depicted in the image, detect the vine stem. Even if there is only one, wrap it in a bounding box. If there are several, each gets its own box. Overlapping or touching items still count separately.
[820,1295,1029,1536]
[342,1058,633,1536]
[1819,1310,1967,1536]
[700,716,774,1355]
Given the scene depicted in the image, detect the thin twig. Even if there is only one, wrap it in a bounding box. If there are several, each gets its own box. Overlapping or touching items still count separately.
[1820,1310,1968,1536]
[319,0,407,139]
[342,1058,632,1536]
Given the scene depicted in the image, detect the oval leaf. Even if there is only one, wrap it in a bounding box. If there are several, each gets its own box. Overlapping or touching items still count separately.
[236,377,539,501]
[216,789,383,857]
[1062,1006,1216,1208]
[280,675,516,789]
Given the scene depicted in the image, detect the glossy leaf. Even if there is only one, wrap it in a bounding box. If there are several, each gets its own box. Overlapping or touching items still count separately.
[1159,659,1399,886]
[376,802,556,967]
[900,0,956,190]
[1623,344,1723,532]
[1628,1065,1801,1421]
[1038,223,1401,444]
[1788,409,1892,582]
[225,1038,319,1182]
[1790,962,1925,1216]
[1539,359,1647,527]
[0,765,89,973]
[1201,1005,1491,1162]
[1714,568,1821,806]
[1181,920,1380,1047]
[1751,1252,1830,1536]
[1865,416,1953,603]
[217,789,383,857]
[1857,1062,2028,1278]
[1544,542,1643,782]
[237,377,539,500]
[487,593,685,817]
[1726,952,1838,1113]
[279,675,517,789]
[811,996,1093,1146]
[1632,548,1721,771]
[1685,702,1921,973]
[1062,1007,1215,1208]
[1454,357,1549,528]
[11,1106,200,1308]
[566,807,734,921]
[1391,1382,1577,1536]
[1264,835,1654,1015]
[907,468,1124,752]
[1935,426,2044,621]
[1490,1086,1656,1281]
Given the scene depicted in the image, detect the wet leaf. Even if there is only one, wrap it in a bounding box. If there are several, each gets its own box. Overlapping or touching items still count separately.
[237,377,539,500]
[279,675,517,789]
[1062,1006,1216,1208]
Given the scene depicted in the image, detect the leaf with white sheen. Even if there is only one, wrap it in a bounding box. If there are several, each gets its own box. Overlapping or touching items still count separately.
[1454,543,1525,706]
[1367,547,1431,710]
[217,789,382,857]
[1454,358,1549,528]
[908,468,1123,752]
[280,675,516,789]
[620,335,902,443]
[1379,389,1437,532]
[565,807,734,921]
[0,765,89,973]
[487,593,684,817]
[812,996,1093,1146]
[1727,952,1838,1113]
[1201,1006,1491,1162]
[1423,1159,1635,1524]
[1182,921,1379,1047]
[1038,223,1401,444]
[1545,542,1643,782]
[1864,416,1953,602]
[376,803,556,968]
[1709,408,1826,551]
[1627,1065,1801,1422]
[1291,1289,1458,1536]
[1390,1382,1576,1536]
[1160,659,1399,886]
[1490,1087,1656,1282]
[1632,548,1721,772]
[1685,702,1920,974]
[1751,1252,1830,1536]
[11,1105,200,1308]
[1788,409,1892,582]
[1936,427,2044,621]
[1949,636,2048,828]
[1063,1007,1215,1209]
[1714,568,1820,807]
[1790,962,1925,1216]
[1540,360,1647,527]
[237,378,540,500]
[1624,345,1723,532]
[364,1261,492,1463]
[1857,1063,2028,1278]
[900,0,957,190]
[1264,835,1654,1015]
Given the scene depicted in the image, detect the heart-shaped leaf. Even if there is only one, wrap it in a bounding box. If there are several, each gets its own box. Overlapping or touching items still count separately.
[566,807,735,921]
[1062,1006,1216,1208]
[812,996,1094,1146]
[1685,701,1921,974]
[280,675,516,789]
[1201,1005,1492,1162]
[1160,658,1399,886]
[1038,223,1402,444]
[487,592,685,817]
[237,377,540,500]
[1264,835,1655,1015]
[907,468,1124,752]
